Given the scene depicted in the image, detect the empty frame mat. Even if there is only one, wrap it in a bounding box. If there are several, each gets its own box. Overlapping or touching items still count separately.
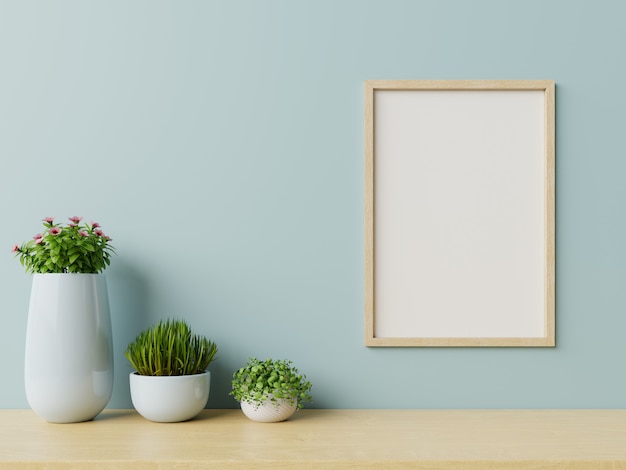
[365,80,555,347]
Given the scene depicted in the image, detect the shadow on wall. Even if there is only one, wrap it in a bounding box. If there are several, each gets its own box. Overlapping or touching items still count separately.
[208,360,239,409]
[107,259,150,408]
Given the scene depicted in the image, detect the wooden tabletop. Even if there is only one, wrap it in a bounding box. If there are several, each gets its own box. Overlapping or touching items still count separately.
[2,409,626,469]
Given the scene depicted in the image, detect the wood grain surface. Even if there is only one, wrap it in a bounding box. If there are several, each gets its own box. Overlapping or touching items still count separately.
[2,409,625,469]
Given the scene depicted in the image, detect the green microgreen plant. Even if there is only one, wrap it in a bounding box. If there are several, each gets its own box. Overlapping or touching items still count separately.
[125,319,218,376]
[12,216,114,274]
[230,358,312,410]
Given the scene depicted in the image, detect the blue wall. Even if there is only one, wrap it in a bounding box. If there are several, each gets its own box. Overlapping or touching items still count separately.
[2,0,625,409]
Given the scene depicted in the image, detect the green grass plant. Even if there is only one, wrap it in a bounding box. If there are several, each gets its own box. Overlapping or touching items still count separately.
[125,319,217,376]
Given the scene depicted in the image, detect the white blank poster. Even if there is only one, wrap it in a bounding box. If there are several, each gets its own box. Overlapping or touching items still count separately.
[366,81,555,346]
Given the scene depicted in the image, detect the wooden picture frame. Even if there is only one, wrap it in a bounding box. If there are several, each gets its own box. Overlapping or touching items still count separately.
[365,80,555,347]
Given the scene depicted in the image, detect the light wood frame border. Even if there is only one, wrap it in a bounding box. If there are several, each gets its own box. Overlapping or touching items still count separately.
[365,80,555,347]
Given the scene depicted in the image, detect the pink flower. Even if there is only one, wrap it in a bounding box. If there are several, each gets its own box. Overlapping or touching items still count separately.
[49,227,62,236]
[95,228,111,240]
[91,221,100,228]
[34,237,44,244]
[78,231,88,237]
[43,217,54,224]
[11,244,19,253]
[32,233,43,240]
[68,216,83,224]
[69,223,77,228]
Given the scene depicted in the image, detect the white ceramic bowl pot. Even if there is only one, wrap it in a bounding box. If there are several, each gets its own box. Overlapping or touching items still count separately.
[129,371,210,423]
[240,397,297,423]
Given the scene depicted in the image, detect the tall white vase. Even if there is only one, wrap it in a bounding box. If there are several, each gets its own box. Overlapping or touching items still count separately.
[24,273,113,423]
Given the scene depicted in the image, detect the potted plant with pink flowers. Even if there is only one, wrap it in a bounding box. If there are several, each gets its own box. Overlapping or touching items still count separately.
[13,216,116,423]
[13,216,114,274]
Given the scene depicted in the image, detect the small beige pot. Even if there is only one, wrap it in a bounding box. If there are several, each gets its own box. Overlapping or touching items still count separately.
[240,397,297,423]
